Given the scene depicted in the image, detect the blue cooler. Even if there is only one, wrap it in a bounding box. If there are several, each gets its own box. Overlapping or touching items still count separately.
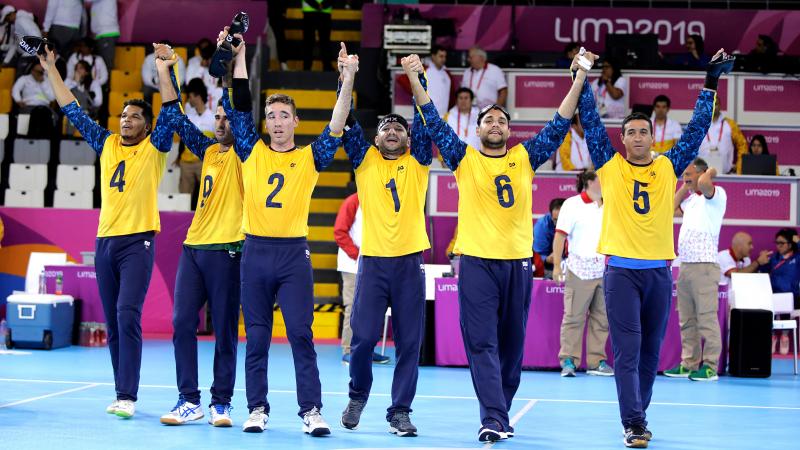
[6,294,75,350]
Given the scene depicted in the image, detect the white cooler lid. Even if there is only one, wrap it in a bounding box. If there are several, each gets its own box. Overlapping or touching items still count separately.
[7,294,75,305]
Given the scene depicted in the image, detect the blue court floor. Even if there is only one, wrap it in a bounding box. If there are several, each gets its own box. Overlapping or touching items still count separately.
[1,340,798,449]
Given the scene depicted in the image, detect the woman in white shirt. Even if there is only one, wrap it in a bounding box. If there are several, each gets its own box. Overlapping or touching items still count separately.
[593,58,627,119]
[65,60,103,116]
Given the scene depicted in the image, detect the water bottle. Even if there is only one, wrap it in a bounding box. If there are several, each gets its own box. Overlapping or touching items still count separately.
[55,273,63,295]
[38,270,47,294]
[0,319,7,350]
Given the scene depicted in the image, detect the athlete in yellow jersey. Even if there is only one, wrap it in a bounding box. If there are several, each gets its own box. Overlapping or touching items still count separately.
[149,45,244,428]
[218,28,351,436]
[406,52,590,442]
[336,47,431,436]
[576,48,733,448]
[39,45,179,418]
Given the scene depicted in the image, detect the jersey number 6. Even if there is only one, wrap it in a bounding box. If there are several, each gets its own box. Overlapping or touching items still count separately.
[495,175,515,208]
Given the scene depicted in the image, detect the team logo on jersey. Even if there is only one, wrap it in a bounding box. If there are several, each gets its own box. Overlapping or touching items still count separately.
[290,162,296,168]
[522,261,529,270]
[650,171,656,177]
[144,240,151,249]
[397,165,406,173]
[509,162,516,168]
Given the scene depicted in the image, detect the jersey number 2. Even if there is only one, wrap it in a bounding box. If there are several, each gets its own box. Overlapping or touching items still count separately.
[633,181,650,214]
[110,161,126,192]
[266,173,284,208]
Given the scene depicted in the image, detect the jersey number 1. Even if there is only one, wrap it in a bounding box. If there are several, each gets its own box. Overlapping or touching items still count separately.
[386,178,400,212]
[633,181,650,214]
[110,161,126,192]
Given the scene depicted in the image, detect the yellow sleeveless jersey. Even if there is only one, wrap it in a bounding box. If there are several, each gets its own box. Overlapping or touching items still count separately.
[242,141,319,237]
[97,134,167,237]
[597,153,678,260]
[184,144,245,245]
[454,145,534,259]
[355,147,430,256]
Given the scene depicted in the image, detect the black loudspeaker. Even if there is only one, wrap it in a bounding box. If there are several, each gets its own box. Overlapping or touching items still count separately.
[728,308,773,378]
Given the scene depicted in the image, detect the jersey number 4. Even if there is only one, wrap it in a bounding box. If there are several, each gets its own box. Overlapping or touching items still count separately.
[266,173,284,208]
[633,180,650,214]
[110,161,126,192]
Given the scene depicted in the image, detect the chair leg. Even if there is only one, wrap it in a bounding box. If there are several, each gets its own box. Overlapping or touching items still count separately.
[793,328,798,375]
[381,313,389,356]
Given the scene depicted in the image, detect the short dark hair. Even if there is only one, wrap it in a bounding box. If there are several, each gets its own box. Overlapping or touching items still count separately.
[455,87,474,100]
[431,44,446,56]
[576,170,597,193]
[688,34,705,55]
[652,95,671,108]
[185,78,208,100]
[266,93,297,116]
[775,228,798,252]
[621,112,653,134]
[692,157,708,172]
[477,104,510,126]
[122,98,153,128]
[564,42,580,55]
[549,198,566,213]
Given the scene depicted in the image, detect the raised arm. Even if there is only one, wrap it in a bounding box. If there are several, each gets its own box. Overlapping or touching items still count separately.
[576,83,615,170]
[218,28,256,162]
[309,44,355,172]
[39,47,109,154]
[410,97,433,166]
[404,54,466,171]
[664,49,734,176]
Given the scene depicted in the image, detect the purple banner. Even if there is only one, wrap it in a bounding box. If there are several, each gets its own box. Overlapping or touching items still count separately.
[629,75,729,111]
[743,79,800,113]
[364,5,800,55]
[715,180,795,222]
[740,127,800,165]
[514,76,575,109]
[434,277,729,372]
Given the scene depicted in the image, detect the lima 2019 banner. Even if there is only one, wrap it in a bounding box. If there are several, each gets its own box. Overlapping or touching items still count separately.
[363,5,800,55]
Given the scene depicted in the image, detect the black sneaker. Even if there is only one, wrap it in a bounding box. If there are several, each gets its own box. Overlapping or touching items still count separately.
[478,420,507,442]
[388,411,417,437]
[623,425,649,448]
[642,427,653,441]
[505,425,515,438]
[340,399,366,430]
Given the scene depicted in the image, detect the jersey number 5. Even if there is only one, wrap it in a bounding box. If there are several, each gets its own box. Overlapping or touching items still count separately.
[110,161,126,192]
[495,175,514,208]
[266,173,284,208]
[633,181,650,214]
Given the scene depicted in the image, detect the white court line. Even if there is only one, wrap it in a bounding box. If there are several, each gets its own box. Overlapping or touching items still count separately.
[0,383,99,409]
[2,378,800,411]
[483,399,539,448]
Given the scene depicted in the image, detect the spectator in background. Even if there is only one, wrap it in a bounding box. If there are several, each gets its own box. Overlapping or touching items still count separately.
[672,34,710,69]
[555,116,591,171]
[302,0,333,71]
[67,38,109,86]
[738,134,778,175]
[556,42,581,69]
[553,171,611,378]
[461,46,507,108]
[65,60,102,117]
[185,39,219,107]
[177,78,214,202]
[717,232,769,285]
[42,0,83,59]
[89,0,120,71]
[334,183,390,365]
[593,58,627,119]
[534,198,566,272]
[1,6,42,70]
[651,95,683,154]
[759,228,800,355]
[445,87,480,150]
[267,0,289,71]
[698,96,747,174]
[398,45,455,117]
[745,34,780,73]
[141,40,186,103]
[12,61,56,112]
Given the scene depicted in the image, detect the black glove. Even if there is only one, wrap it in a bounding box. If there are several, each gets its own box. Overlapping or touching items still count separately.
[704,52,735,91]
[209,12,250,78]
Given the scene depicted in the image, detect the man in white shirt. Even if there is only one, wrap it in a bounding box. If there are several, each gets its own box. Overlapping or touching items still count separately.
[142,40,186,103]
[650,95,683,154]
[1,6,42,67]
[555,116,591,171]
[426,45,453,117]
[12,61,56,112]
[552,171,613,378]
[445,87,480,150]
[66,38,109,86]
[667,157,726,382]
[697,96,745,174]
[43,0,83,58]
[89,0,120,71]
[460,46,507,109]
[186,40,219,109]
[592,59,627,119]
[717,232,769,285]
[178,79,214,197]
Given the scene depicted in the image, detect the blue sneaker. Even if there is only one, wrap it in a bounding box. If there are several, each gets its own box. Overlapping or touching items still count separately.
[372,352,390,364]
[342,353,351,365]
[209,403,233,427]
[561,358,577,377]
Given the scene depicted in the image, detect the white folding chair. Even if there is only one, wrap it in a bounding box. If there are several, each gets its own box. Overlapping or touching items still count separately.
[3,188,44,207]
[157,192,191,211]
[773,293,799,375]
[56,165,96,192]
[158,167,181,194]
[8,163,47,191]
[53,190,93,209]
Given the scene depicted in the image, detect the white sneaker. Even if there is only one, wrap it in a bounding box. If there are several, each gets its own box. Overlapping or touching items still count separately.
[160,398,204,425]
[115,400,135,418]
[302,407,331,436]
[106,400,120,414]
[242,406,268,433]
[209,404,233,427]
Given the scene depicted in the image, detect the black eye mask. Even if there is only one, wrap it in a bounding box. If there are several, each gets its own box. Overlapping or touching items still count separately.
[19,36,54,57]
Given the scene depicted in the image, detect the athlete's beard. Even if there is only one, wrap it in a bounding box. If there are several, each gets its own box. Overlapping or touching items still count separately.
[379,144,406,157]
[480,134,506,150]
